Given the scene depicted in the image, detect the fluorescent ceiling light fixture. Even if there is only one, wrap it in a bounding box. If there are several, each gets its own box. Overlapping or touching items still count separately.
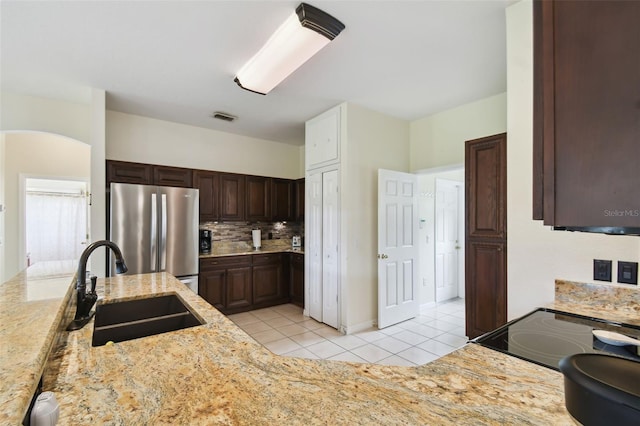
[234,3,345,95]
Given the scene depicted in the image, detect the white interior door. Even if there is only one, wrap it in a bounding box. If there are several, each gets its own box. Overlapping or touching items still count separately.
[307,172,323,321]
[322,170,339,329]
[378,169,419,329]
[435,179,461,302]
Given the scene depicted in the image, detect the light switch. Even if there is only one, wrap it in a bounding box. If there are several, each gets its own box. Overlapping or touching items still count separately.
[617,261,638,285]
[593,259,612,282]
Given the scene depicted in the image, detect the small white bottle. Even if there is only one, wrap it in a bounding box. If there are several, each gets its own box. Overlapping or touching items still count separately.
[30,391,60,426]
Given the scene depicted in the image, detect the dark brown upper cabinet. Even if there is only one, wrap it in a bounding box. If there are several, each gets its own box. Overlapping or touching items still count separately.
[246,176,271,222]
[107,160,192,188]
[219,173,246,221]
[271,178,294,222]
[153,165,193,188]
[533,0,640,228]
[107,160,304,224]
[466,134,507,240]
[294,178,305,222]
[194,170,219,222]
[106,160,153,185]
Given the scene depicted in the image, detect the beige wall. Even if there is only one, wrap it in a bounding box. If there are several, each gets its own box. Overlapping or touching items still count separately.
[340,102,410,331]
[506,0,639,319]
[106,111,304,179]
[410,93,507,171]
[3,132,91,280]
[0,133,5,281]
[408,91,507,309]
[1,91,108,279]
[0,92,91,142]
[90,89,107,276]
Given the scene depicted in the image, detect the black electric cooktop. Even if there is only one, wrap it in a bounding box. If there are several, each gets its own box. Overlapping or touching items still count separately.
[473,308,640,371]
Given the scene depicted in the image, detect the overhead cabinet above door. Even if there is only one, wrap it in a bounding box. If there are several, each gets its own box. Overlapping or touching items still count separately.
[305,106,341,170]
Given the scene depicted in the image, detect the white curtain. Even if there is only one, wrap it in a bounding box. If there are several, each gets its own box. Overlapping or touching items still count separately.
[26,191,87,264]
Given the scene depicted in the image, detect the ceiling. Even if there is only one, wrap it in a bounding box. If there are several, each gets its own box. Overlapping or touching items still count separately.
[1,1,513,146]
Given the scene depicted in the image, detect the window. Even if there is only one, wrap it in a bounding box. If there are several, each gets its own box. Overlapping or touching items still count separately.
[25,178,88,265]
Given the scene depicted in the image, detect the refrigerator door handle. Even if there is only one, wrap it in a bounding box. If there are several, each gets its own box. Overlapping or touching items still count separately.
[151,193,158,271]
[160,193,167,271]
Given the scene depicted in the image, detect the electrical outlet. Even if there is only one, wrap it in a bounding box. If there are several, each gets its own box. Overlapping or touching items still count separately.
[593,259,612,282]
[617,261,638,285]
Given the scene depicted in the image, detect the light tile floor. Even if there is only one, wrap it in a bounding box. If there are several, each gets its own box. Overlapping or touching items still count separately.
[228,298,468,367]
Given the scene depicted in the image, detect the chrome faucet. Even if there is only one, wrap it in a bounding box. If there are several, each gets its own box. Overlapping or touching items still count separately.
[67,240,128,331]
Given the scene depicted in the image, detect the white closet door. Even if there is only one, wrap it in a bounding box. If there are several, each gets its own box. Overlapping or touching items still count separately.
[307,172,323,321]
[322,170,339,329]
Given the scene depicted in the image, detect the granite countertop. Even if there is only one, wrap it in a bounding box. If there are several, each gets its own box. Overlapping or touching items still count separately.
[550,279,640,326]
[41,273,574,425]
[199,240,303,259]
[7,271,635,424]
[0,261,76,424]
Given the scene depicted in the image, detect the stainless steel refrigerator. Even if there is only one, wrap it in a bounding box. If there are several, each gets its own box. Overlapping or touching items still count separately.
[109,183,199,293]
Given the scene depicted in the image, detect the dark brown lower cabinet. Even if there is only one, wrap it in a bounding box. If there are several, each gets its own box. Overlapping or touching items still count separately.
[199,256,252,315]
[199,252,297,315]
[465,133,507,339]
[198,268,225,311]
[465,241,506,339]
[290,253,304,307]
[226,266,252,311]
[252,254,288,308]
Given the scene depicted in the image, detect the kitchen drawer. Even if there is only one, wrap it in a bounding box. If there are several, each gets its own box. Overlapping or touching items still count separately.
[252,253,282,265]
[199,255,251,270]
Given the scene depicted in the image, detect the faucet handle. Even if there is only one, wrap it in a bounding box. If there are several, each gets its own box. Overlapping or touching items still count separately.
[90,275,97,294]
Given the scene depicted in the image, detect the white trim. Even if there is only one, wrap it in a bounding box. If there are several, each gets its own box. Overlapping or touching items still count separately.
[341,319,375,335]
[414,163,464,176]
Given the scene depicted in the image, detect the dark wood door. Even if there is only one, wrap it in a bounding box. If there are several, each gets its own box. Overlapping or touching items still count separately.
[194,170,219,222]
[199,268,225,311]
[271,178,294,222]
[533,0,640,227]
[226,266,252,311]
[465,133,507,339]
[246,176,271,222]
[294,178,305,222]
[106,160,153,185]
[290,253,304,307]
[153,165,193,188]
[219,173,245,221]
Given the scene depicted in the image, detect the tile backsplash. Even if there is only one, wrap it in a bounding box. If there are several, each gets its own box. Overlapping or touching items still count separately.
[200,221,303,243]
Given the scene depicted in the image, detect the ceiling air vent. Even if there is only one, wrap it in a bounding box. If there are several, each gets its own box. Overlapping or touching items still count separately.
[212,112,237,122]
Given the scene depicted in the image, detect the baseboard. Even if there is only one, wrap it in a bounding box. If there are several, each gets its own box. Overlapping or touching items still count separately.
[342,319,376,335]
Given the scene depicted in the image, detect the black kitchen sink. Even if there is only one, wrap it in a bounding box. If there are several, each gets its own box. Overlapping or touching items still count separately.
[560,353,640,425]
[92,294,204,346]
